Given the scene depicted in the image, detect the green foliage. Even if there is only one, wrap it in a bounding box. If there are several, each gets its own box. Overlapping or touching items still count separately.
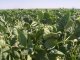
[0,9,80,60]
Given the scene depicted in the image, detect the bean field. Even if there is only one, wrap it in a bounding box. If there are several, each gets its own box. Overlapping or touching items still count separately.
[0,9,80,60]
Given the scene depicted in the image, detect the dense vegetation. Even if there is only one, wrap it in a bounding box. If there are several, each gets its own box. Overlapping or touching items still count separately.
[0,9,80,60]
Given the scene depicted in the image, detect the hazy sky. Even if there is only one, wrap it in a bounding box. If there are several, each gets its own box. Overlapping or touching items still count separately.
[0,0,80,9]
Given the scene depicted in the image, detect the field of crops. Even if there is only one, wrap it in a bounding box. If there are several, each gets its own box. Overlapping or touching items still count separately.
[0,9,80,60]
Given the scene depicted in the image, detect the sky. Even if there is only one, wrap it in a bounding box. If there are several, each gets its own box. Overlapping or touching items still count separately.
[0,0,80,9]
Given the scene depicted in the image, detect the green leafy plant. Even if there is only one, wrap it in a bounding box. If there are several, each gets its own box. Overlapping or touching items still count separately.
[0,9,80,60]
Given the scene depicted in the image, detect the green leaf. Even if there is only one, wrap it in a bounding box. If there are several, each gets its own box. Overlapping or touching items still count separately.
[18,30,27,47]
[2,52,8,60]
[13,51,20,59]
[27,55,32,60]
[50,49,65,56]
